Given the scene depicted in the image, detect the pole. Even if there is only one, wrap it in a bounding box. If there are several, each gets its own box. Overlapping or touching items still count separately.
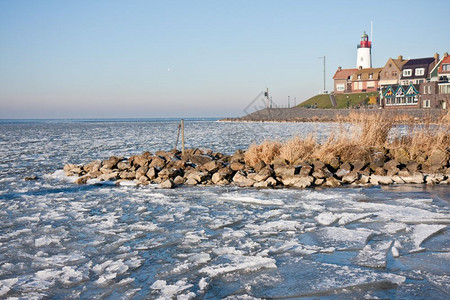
[288,96,290,108]
[266,87,269,108]
[324,56,326,92]
[181,119,185,156]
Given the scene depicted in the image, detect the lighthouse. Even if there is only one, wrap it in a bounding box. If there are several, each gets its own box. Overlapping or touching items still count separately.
[356,31,372,69]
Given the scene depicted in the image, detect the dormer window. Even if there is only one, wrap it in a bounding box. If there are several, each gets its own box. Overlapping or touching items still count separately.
[403,69,412,77]
[357,74,361,80]
[369,73,373,79]
[443,64,450,71]
[415,68,425,76]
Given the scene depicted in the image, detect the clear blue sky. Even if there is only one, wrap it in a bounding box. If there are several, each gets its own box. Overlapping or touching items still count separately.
[1,0,449,118]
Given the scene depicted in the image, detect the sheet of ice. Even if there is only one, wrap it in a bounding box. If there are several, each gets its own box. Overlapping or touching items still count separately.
[150,279,193,300]
[0,278,18,297]
[245,220,302,234]
[315,212,339,226]
[338,213,374,226]
[383,222,407,234]
[354,240,393,268]
[410,224,447,251]
[219,193,284,206]
[312,227,374,250]
[200,255,277,278]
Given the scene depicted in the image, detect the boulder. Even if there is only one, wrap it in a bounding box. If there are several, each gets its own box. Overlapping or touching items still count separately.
[391,175,405,184]
[374,167,387,176]
[281,176,314,188]
[274,165,299,178]
[130,152,152,167]
[253,161,266,172]
[201,160,221,173]
[190,155,213,166]
[117,161,132,171]
[342,172,359,184]
[329,157,341,171]
[299,165,312,176]
[312,166,333,179]
[98,172,119,181]
[427,149,448,167]
[84,160,101,173]
[425,174,445,185]
[359,175,370,184]
[232,172,255,187]
[231,149,245,162]
[335,168,350,178]
[102,156,122,169]
[324,177,341,187]
[173,175,185,185]
[75,175,89,185]
[384,159,399,171]
[254,166,274,182]
[135,166,149,179]
[230,162,245,171]
[211,172,224,184]
[146,167,158,180]
[119,170,136,180]
[24,175,38,181]
[185,170,209,183]
[218,166,234,178]
[314,178,325,185]
[352,160,366,172]
[159,179,174,189]
[185,178,198,185]
[149,156,167,169]
[405,161,419,173]
[390,147,410,165]
[158,168,182,180]
[370,175,393,185]
[400,173,424,184]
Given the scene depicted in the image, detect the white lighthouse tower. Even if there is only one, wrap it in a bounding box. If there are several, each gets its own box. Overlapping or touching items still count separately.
[356,31,372,69]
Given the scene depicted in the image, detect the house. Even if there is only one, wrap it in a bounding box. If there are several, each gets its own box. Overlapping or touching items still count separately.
[333,67,357,94]
[437,52,450,95]
[351,67,382,93]
[400,54,439,85]
[382,84,420,108]
[379,55,408,88]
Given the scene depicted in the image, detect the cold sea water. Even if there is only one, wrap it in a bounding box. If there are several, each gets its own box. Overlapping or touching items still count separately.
[0,119,449,299]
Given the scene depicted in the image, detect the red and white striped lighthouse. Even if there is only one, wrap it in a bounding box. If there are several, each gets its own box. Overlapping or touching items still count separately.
[356,31,372,69]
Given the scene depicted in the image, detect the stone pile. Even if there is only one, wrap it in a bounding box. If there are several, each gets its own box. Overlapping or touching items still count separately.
[63,148,450,189]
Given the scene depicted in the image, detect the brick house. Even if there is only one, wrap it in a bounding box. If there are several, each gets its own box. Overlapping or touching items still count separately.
[333,67,357,94]
[379,55,408,88]
[400,54,439,85]
[382,84,420,108]
[351,67,382,92]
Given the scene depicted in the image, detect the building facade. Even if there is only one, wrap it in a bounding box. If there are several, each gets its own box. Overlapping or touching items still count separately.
[351,67,382,93]
[333,67,357,94]
[379,56,408,88]
[400,55,439,85]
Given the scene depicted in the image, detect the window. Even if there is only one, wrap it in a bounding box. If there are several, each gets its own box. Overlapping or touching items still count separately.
[417,80,424,84]
[403,69,412,76]
[428,85,431,94]
[337,84,345,91]
[443,64,450,71]
[415,68,425,76]
[389,63,392,67]
[357,74,361,80]
[369,73,373,79]
[392,72,397,77]
[423,100,431,108]
[423,86,427,94]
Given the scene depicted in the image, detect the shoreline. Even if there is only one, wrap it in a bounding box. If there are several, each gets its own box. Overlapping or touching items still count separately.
[63,147,449,189]
[221,107,448,123]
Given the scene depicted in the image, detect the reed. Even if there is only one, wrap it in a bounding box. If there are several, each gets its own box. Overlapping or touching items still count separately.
[245,111,449,166]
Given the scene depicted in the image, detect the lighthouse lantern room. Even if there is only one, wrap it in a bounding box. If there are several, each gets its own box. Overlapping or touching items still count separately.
[356,31,372,69]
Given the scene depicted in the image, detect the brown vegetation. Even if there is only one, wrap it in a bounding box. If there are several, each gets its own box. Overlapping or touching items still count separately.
[245,111,450,167]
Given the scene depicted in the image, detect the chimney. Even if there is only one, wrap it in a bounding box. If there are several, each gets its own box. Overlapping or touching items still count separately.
[359,66,362,70]
[338,66,342,71]
[434,53,440,63]
[398,55,403,61]
[445,52,449,57]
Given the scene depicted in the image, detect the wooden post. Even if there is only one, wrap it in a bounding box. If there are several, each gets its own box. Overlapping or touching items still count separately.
[181,119,185,156]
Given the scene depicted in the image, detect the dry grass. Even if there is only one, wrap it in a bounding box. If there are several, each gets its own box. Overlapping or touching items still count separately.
[245,111,449,166]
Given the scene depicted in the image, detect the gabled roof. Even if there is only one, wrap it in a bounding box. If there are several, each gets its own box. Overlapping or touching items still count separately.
[333,68,358,80]
[392,58,408,69]
[402,57,435,68]
[351,67,383,81]
[438,55,450,74]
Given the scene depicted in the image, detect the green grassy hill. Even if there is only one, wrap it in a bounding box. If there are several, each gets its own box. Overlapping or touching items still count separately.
[298,92,379,109]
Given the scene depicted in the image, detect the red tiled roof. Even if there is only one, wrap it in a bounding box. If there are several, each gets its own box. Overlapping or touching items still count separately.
[438,55,450,73]
[333,68,358,80]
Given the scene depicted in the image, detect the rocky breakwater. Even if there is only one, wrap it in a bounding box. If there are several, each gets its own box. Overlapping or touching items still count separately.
[63,147,450,189]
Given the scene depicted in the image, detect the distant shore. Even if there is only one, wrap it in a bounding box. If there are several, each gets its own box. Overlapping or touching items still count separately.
[221,108,448,123]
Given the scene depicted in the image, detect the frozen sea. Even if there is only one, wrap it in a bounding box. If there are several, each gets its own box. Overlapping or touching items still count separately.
[0,118,449,299]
